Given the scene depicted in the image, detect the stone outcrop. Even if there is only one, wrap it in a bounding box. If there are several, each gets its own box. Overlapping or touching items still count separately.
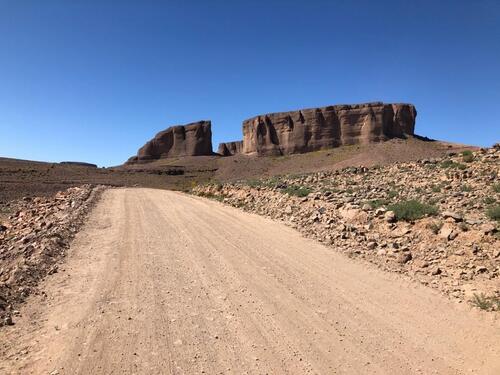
[127,121,213,163]
[241,102,416,156]
[217,141,243,156]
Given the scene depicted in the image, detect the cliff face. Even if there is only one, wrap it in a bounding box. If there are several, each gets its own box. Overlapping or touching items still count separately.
[217,141,243,156]
[127,121,213,163]
[241,102,416,156]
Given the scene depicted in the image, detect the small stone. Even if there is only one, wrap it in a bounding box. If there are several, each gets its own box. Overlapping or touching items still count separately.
[4,316,13,326]
[442,211,463,222]
[431,267,442,276]
[481,223,497,235]
[362,203,372,211]
[397,252,412,264]
[476,266,488,274]
[384,211,396,223]
[366,241,377,250]
[439,223,455,240]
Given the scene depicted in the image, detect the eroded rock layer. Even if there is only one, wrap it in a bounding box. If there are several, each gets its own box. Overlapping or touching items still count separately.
[242,102,416,156]
[127,121,213,163]
[217,141,243,156]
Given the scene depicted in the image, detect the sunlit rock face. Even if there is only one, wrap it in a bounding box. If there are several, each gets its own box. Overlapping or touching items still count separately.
[241,102,416,156]
[127,121,213,163]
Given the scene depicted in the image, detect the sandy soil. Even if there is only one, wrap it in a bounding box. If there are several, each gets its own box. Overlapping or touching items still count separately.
[1,188,499,374]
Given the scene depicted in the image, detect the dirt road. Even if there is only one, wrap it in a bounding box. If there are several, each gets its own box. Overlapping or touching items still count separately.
[1,188,499,374]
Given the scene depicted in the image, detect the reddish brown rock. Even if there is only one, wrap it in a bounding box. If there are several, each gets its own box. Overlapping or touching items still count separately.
[241,102,416,156]
[127,121,213,163]
[217,141,243,156]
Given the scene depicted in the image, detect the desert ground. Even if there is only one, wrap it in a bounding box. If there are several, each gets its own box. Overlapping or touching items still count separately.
[1,188,499,374]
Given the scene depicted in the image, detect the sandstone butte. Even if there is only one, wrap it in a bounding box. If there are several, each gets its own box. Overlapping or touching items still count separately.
[127,120,213,163]
[127,102,416,162]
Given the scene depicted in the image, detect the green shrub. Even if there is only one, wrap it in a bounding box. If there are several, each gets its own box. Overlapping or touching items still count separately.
[470,293,500,311]
[440,160,467,170]
[462,151,474,163]
[365,199,390,209]
[282,185,311,197]
[493,183,500,193]
[486,205,500,222]
[427,221,443,234]
[484,197,496,205]
[387,200,438,221]
[387,190,399,199]
[461,184,472,192]
[430,185,441,193]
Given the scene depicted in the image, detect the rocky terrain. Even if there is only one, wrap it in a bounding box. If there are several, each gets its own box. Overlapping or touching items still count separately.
[127,120,213,163]
[193,145,500,309]
[0,185,105,326]
[241,102,417,156]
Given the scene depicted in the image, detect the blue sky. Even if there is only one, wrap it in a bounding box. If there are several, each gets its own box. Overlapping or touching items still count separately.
[1,0,499,166]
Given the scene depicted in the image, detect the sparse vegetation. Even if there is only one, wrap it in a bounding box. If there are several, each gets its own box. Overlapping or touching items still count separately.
[470,293,500,311]
[486,205,500,222]
[387,190,399,199]
[365,199,390,209]
[461,184,472,192]
[430,184,441,193]
[427,221,443,234]
[493,183,500,193]
[462,150,474,163]
[282,185,311,197]
[440,159,467,170]
[483,197,496,205]
[387,200,438,221]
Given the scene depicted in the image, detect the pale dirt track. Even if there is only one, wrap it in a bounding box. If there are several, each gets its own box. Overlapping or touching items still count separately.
[1,188,499,374]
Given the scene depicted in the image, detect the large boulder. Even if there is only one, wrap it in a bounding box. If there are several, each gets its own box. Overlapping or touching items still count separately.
[217,141,243,156]
[241,102,416,156]
[127,121,213,163]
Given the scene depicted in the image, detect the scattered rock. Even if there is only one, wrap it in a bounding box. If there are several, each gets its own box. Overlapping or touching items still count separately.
[442,211,463,222]
[384,211,396,223]
[0,185,106,323]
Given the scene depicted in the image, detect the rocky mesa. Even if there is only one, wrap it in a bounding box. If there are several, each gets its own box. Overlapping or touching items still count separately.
[126,102,417,163]
[127,120,213,163]
[241,102,417,156]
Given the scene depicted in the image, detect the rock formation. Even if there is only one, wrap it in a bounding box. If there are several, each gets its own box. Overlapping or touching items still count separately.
[241,102,416,156]
[127,121,213,163]
[217,141,243,156]
[126,102,417,163]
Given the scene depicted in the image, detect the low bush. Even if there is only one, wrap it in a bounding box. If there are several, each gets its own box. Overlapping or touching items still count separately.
[387,200,438,221]
[462,150,474,163]
[486,205,500,222]
[427,221,443,234]
[282,185,311,197]
[440,160,467,170]
[366,199,390,209]
[471,293,500,311]
[461,184,472,192]
[484,197,496,205]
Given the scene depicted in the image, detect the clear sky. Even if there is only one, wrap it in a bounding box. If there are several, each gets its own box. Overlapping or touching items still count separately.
[1,0,499,166]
